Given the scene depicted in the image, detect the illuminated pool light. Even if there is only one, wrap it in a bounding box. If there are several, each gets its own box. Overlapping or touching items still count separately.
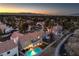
[25,47,42,56]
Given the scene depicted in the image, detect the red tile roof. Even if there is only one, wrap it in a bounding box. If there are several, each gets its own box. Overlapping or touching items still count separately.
[0,40,17,53]
[11,31,44,43]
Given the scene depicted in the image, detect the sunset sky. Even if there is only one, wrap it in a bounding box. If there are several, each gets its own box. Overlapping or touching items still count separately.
[0,3,79,15]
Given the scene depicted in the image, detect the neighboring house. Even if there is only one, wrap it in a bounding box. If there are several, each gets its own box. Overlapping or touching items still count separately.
[4,26,14,33]
[45,24,63,40]
[0,21,7,33]
[0,21,14,34]
[28,25,32,31]
[45,24,63,35]
[0,40,18,56]
[36,22,45,31]
[52,24,63,35]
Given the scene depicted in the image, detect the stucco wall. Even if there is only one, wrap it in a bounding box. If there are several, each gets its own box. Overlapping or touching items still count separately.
[0,46,18,56]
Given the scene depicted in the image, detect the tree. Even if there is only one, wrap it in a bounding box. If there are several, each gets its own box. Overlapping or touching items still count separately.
[18,19,28,33]
[18,19,24,33]
[0,29,3,35]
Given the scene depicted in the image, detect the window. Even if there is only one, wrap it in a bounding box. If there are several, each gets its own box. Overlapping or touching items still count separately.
[7,51,10,54]
[0,54,3,56]
[14,54,17,56]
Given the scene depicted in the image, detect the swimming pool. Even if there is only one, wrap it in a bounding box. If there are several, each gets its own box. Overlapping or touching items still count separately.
[25,47,42,56]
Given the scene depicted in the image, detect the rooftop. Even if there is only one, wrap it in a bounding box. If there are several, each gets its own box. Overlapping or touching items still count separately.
[0,40,17,53]
[11,31,44,44]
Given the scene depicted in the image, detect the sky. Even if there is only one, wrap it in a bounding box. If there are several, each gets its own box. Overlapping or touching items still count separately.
[0,3,79,15]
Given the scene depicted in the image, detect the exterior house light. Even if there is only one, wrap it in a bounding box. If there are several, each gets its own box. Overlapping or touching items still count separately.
[37,36,40,39]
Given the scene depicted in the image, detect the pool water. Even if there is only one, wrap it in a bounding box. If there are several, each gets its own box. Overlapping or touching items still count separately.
[25,47,42,56]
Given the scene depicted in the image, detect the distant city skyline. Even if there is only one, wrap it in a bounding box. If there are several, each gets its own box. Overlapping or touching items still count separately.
[0,3,79,15]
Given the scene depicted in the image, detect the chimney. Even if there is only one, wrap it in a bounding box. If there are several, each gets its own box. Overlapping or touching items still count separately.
[11,36,19,45]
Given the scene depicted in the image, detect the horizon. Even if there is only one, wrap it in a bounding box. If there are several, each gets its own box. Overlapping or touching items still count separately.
[0,3,79,16]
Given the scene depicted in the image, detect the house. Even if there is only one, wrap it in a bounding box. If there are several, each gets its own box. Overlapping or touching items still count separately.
[0,40,18,56]
[52,24,63,35]
[36,22,45,30]
[45,24,63,40]
[0,21,7,33]
[4,26,14,33]
[0,21,14,34]
[10,31,44,49]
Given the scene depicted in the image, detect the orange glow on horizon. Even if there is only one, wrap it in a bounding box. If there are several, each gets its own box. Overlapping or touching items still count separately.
[0,6,49,15]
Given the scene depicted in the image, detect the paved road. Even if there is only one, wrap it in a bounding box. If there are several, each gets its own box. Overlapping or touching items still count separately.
[38,31,70,56]
[54,33,73,56]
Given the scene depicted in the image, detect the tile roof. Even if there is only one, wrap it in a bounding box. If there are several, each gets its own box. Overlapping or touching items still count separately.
[11,31,44,43]
[0,40,17,53]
